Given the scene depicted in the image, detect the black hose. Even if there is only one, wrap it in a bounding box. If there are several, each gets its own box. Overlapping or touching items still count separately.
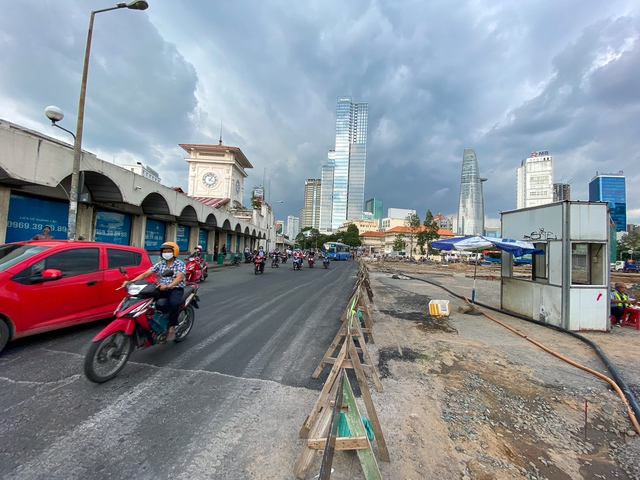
[400,272,640,425]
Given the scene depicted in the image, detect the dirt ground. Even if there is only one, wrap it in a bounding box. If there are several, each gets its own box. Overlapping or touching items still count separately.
[316,261,640,480]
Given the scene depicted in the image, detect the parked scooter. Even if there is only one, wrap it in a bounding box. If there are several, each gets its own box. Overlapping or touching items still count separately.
[231,254,243,266]
[84,269,199,383]
[254,255,265,274]
[185,255,208,282]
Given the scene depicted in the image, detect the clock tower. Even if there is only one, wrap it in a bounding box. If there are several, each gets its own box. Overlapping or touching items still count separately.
[180,142,252,206]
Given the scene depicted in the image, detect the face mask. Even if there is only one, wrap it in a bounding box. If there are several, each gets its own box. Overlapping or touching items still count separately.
[162,252,174,260]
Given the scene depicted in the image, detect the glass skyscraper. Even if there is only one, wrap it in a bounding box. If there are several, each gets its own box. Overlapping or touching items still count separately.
[320,97,368,232]
[365,197,383,229]
[589,172,626,232]
[457,148,486,235]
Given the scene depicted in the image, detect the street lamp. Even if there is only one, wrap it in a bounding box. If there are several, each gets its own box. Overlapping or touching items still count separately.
[51,1,148,240]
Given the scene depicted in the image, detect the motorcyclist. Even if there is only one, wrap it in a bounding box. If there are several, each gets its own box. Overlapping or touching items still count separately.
[272,248,281,265]
[244,246,251,262]
[255,246,266,270]
[193,245,204,259]
[123,241,186,342]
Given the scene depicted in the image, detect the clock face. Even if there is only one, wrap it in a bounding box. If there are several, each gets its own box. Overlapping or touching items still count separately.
[235,179,241,193]
[202,172,217,187]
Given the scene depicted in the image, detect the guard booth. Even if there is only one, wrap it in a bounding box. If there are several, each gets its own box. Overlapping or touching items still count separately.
[500,201,610,331]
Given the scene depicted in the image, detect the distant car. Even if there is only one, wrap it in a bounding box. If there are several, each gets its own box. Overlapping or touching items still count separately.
[613,260,624,271]
[0,240,153,353]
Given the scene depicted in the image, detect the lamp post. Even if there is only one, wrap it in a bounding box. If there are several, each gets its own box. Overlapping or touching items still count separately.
[58,1,148,240]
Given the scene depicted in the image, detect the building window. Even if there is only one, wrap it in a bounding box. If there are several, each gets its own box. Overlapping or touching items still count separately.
[571,243,606,285]
[532,243,547,281]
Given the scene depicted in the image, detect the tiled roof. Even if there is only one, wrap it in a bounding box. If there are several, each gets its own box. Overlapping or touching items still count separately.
[192,197,230,208]
[179,143,252,169]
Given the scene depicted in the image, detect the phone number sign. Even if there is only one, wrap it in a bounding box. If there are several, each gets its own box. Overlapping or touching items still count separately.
[6,194,68,242]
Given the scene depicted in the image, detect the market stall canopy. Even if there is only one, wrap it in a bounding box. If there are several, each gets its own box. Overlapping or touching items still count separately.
[432,236,544,257]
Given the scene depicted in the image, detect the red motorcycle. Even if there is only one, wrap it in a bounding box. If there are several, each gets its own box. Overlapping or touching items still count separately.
[254,255,265,274]
[84,270,199,383]
[307,256,315,268]
[185,255,208,283]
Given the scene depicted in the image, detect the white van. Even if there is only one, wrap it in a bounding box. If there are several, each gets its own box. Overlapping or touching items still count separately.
[614,261,624,271]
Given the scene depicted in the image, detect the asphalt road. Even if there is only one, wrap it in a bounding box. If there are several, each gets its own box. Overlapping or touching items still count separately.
[0,258,357,479]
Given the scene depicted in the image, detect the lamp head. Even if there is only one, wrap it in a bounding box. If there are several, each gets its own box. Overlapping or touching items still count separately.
[125,0,149,10]
[45,106,64,123]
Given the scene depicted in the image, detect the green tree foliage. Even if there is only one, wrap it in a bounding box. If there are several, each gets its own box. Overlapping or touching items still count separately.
[417,210,441,255]
[392,233,407,252]
[341,223,361,247]
[250,191,262,210]
[404,213,421,256]
[617,232,640,259]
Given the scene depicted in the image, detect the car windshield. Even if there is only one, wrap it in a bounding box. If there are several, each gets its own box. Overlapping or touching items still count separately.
[0,244,50,272]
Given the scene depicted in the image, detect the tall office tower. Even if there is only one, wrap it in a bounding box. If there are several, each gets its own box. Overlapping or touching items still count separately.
[553,183,571,202]
[589,171,626,231]
[457,148,486,235]
[321,97,368,231]
[516,150,554,209]
[365,197,383,228]
[301,179,321,229]
[319,151,335,232]
[286,215,300,239]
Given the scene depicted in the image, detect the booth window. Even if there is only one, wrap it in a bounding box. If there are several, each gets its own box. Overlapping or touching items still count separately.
[571,243,605,285]
[532,243,547,281]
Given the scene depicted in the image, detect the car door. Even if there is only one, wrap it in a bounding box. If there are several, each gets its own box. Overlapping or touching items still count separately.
[103,247,151,307]
[12,247,103,333]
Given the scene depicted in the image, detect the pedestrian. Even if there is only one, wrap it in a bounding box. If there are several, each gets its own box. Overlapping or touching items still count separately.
[221,244,227,257]
[31,225,55,240]
[610,283,638,327]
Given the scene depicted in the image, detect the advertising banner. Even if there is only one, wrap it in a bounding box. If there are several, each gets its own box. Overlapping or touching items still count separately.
[198,230,208,251]
[176,225,190,252]
[144,219,166,250]
[6,194,68,242]
[276,221,283,236]
[95,210,131,245]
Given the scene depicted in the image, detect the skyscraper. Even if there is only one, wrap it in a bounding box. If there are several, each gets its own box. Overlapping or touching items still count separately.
[365,197,383,229]
[457,148,486,235]
[516,151,554,209]
[553,183,571,202]
[319,151,335,232]
[286,215,300,240]
[589,171,626,232]
[320,97,368,232]
[301,179,321,229]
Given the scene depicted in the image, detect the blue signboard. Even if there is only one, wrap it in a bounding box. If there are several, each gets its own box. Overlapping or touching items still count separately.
[144,219,166,250]
[95,210,131,245]
[176,225,190,252]
[198,230,208,251]
[6,194,68,242]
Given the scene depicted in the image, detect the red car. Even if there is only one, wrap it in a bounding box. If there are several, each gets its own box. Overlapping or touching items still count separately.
[0,240,154,353]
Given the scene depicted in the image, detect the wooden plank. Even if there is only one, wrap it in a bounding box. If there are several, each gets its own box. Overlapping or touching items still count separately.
[307,436,370,450]
[300,341,348,438]
[341,373,382,479]
[312,322,347,379]
[347,338,390,462]
[351,312,383,393]
[293,379,340,479]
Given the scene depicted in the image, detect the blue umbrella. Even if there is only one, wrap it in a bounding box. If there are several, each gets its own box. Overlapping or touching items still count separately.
[431,236,544,303]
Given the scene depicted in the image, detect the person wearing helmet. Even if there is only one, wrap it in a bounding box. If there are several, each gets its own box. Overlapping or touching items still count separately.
[123,241,186,342]
[193,245,204,259]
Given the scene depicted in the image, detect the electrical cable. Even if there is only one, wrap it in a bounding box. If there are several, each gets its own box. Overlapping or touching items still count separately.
[400,272,640,435]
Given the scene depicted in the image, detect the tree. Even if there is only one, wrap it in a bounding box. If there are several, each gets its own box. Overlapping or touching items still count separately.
[342,223,361,247]
[617,232,640,260]
[392,233,407,253]
[404,213,421,257]
[250,190,262,210]
[417,210,440,256]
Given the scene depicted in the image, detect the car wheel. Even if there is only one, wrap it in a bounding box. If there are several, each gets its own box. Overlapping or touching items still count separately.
[0,320,10,354]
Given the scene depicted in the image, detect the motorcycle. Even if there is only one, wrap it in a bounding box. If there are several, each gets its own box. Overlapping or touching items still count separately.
[323,256,330,269]
[254,255,265,274]
[293,256,303,270]
[231,254,242,266]
[281,255,288,264]
[308,256,315,268]
[84,269,199,383]
[244,252,253,263]
[185,255,208,283]
[271,254,280,268]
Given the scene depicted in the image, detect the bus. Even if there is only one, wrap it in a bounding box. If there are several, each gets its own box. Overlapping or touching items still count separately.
[323,242,350,260]
[483,250,501,263]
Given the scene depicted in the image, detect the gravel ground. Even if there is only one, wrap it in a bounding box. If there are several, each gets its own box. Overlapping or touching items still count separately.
[359,261,640,480]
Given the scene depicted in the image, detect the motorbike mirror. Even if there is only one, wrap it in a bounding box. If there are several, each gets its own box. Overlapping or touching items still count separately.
[162,270,174,277]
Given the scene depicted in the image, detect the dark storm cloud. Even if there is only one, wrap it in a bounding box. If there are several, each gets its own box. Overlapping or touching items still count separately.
[1,0,639,223]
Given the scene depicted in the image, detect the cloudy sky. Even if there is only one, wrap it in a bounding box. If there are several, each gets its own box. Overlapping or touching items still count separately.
[1,0,639,227]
